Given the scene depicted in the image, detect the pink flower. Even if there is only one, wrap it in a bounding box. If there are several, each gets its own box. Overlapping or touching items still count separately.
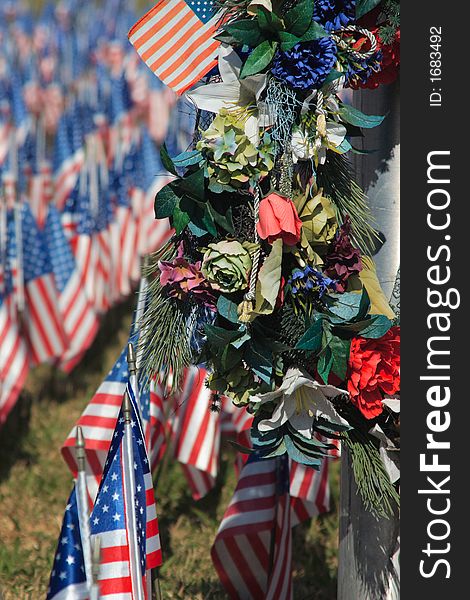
[256,193,302,246]
[159,254,214,304]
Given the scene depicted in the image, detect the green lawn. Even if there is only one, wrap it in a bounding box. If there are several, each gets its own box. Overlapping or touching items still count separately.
[0,302,339,599]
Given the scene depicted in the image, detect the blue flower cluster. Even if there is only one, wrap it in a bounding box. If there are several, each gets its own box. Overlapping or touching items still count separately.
[271,37,337,91]
[288,265,335,300]
[313,0,356,33]
[344,50,383,87]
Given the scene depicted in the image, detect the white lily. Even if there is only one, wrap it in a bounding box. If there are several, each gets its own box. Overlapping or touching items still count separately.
[185,44,267,145]
[250,367,349,439]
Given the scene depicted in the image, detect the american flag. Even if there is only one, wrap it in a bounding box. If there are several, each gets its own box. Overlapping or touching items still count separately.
[0,206,29,425]
[61,332,166,501]
[128,0,221,95]
[16,203,68,365]
[62,342,131,502]
[211,454,293,600]
[46,486,88,600]
[89,384,162,598]
[219,402,332,524]
[53,115,84,210]
[43,205,99,373]
[0,295,30,425]
[140,378,168,474]
[170,366,221,499]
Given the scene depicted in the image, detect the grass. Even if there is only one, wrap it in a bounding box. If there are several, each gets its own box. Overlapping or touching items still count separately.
[0,300,340,599]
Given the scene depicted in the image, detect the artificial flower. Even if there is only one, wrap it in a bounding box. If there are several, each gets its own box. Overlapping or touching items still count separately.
[201,240,253,293]
[324,216,363,292]
[347,326,400,419]
[250,367,349,438]
[159,252,213,303]
[287,265,335,314]
[256,192,302,246]
[271,38,337,91]
[293,188,338,250]
[197,109,274,192]
[352,28,400,89]
[313,0,356,33]
[185,45,267,144]
[291,119,347,166]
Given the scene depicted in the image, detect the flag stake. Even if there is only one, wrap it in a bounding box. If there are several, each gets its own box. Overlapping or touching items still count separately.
[90,537,101,600]
[75,426,93,592]
[267,455,281,585]
[122,389,146,600]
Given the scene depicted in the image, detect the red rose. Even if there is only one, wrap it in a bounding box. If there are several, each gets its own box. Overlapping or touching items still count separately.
[347,326,400,419]
[256,193,302,246]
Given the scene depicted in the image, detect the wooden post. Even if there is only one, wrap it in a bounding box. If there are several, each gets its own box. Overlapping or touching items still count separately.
[337,81,400,600]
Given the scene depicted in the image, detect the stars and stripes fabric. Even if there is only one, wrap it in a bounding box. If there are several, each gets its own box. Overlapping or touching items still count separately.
[53,115,84,210]
[170,366,221,500]
[89,385,162,598]
[140,378,168,474]
[0,207,29,425]
[128,0,221,95]
[289,458,330,526]
[62,342,131,502]
[43,205,99,373]
[15,203,68,365]
[46,486,88,600]
[0,295,29,425]
[211,454,293,600]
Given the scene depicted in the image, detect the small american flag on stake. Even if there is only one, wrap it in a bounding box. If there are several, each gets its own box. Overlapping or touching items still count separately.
[128,0,221,95]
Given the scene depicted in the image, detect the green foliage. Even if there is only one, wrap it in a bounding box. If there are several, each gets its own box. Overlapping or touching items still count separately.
[240,40,278,78]
[338,103,386,129]
[295,290,392,384]
[355,0,382,19]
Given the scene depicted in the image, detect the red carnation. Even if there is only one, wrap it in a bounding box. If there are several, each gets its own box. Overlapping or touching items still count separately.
[347,326,400,419]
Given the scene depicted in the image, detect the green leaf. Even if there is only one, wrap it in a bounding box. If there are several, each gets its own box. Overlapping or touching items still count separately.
[221,345,242,371]
[284,0,314,36]
[160,143,177,176]
[358,314,392,339]
[154,184,179,219]
[211,204,234,234]
[323,69,343,85]
[188,221,208,237]
[252,238,282,316]
[339,104,385,129]
[299,20,328,42]
[245,340,273,384]
[328,292,363,322]
[172,150,203,168]
[225,19,264,47]
[178,167,205,200]
[217,296,240,324]
[240,40,278,78]
[357,287,371,320]
[172,204,190,234]
[279,31,301,51]
[329,337,350,381]
[317,346,333,384]
[356,0,382,19]
[256,6,284,34]
[205,324,243,347]
[296,315,324,351]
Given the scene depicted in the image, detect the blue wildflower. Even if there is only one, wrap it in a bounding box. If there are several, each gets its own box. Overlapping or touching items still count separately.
[271,37,337,91]
[287,266,335,314]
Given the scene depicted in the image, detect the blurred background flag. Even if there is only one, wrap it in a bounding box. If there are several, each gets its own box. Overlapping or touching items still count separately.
[211,454,293,600]
[128,0,221,95]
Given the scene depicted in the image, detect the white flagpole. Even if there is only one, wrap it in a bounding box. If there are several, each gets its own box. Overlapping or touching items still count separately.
[127,342,143,424]
[90,537,101,600]
[122,388,146,600]
[75,426,93,592]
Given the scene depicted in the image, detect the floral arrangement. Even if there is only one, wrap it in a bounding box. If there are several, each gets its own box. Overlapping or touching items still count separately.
[140,0,400,517]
